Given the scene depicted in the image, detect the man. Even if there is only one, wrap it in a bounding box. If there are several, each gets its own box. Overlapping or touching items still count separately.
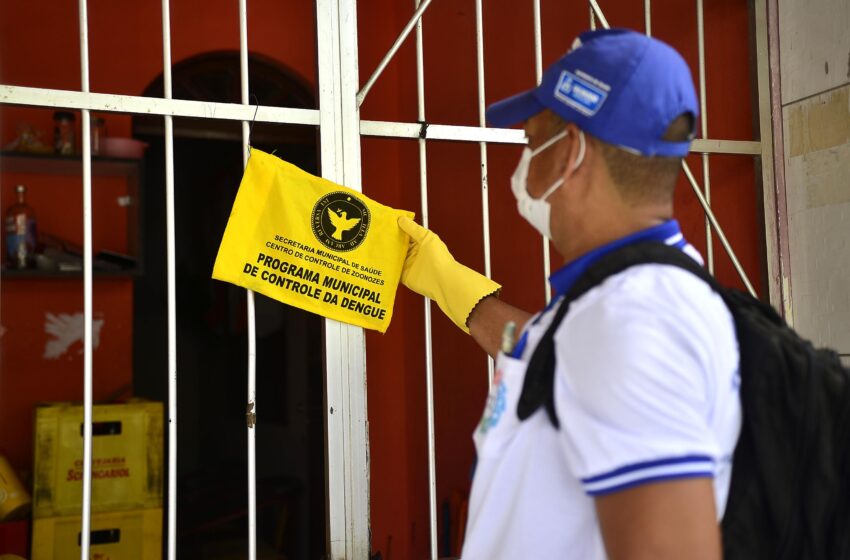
[397,29,741,559]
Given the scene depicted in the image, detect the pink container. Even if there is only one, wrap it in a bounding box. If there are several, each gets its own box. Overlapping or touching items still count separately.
[101,137,148,159]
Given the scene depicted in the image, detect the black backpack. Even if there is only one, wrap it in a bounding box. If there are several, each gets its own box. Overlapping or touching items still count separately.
[517,241,850,559]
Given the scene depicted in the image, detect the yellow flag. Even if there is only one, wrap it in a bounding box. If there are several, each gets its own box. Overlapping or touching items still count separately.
[212,149,413,332]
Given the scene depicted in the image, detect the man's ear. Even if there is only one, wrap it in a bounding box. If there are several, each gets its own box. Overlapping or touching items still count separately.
[562,123,588,181]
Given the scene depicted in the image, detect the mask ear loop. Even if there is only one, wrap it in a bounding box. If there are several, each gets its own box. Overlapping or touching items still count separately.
[572,130,586,171]
[530,128,569,157]
[540,129,587,201]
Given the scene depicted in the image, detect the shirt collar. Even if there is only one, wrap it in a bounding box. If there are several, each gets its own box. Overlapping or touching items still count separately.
[548,219,684,299]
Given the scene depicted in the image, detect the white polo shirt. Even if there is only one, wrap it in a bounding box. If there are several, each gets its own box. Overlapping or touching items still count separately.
[462,222,741,559]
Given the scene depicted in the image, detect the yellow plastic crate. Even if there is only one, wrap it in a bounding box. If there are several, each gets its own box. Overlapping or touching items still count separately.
[32,507,162,560]
[33,401,163,518]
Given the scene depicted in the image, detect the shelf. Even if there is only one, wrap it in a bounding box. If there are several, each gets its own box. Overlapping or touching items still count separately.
[1,267,138,279]
[1,151,145,277]
[0,151,142,177]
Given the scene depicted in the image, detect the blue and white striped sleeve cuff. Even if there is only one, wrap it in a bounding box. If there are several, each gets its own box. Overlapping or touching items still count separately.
[580,455,715,496]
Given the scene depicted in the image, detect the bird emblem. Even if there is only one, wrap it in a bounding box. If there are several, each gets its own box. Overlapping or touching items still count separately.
[327,207,361,240]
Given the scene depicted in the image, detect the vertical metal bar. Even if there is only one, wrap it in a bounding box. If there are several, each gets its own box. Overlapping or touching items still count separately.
[753,0,792,320]
[160,1,178,558]
[532,0,542,81]
[414,2,438,558]
[696,0,713,273]
[316,1,370,556]
[532,0,551,305]
[589,3,597,30]
[77,0,93,558]
[237,1,257,558]
[644,0,652,36]
[474,0,495,387]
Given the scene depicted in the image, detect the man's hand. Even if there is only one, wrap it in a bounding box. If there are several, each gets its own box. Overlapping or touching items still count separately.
[398,216,500,334]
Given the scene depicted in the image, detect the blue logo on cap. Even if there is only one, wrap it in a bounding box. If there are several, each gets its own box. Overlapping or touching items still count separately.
[554,70,609,117]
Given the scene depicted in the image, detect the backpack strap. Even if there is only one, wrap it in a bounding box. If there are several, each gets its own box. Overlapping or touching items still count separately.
[517,241,720,428]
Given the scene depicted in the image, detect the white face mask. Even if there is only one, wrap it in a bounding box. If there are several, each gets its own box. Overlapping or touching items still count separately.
[510,129,586,239]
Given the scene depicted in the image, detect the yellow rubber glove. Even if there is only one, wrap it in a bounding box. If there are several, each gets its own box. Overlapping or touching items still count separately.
[398,216,501,334]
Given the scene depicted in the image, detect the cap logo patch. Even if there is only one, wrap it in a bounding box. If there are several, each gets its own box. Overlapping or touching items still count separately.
[554,70,608,117]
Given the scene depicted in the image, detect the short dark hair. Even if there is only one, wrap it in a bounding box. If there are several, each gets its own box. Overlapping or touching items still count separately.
[595,113,694,204]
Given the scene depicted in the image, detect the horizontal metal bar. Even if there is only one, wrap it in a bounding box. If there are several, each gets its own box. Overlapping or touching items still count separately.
[361,119,761,154]
[0,85,320,126]
[360,120,526,144]
[690,138,760,155]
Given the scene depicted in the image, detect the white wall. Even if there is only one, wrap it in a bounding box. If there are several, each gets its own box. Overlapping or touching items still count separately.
[779,0,850,359]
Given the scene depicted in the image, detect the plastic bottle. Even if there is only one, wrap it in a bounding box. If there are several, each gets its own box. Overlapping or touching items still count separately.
[4,185,38,268]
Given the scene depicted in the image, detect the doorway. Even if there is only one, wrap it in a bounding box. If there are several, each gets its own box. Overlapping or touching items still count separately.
[131,51,325,559]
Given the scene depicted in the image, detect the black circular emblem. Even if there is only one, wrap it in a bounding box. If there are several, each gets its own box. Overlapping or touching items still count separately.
[311,191,371,252]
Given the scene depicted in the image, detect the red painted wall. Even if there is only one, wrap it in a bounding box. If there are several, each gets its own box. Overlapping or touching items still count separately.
[1,1,759,558]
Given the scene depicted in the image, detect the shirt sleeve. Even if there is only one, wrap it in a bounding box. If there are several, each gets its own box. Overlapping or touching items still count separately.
[553,269,725,497]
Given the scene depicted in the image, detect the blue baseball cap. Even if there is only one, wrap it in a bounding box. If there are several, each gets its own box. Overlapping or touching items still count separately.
[486,28,698,157]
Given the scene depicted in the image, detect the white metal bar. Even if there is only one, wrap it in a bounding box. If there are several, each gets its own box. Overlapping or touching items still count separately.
[0,85,763,156]
[697,0,713,273]
[78,0,93,558]
[682,162,756,295]
[360,120,761,154]
[414,2,438,558]
[237,1,257,558]
[356,0,434,107]
[589,0,609,30]
[316,1,370,556]
[361,120,525,144]
[533,0,543,81]
[590,3,596,30]
[0,85,319,126]
[474,0,495,388]
[160,1,177,558]
[690,138,760,155]
[533,0,551,305]
[645,0,652,36]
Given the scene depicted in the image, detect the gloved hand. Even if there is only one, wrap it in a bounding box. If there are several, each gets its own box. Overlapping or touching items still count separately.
[398,216,501,333]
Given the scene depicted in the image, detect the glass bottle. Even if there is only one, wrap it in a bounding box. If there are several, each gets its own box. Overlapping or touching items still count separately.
[53,111,76,155]
[91,116,106,155]
[4,185,38,269]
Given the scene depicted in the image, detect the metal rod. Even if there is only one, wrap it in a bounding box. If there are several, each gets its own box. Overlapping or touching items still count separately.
[356,0,434,107]
[474,0,495,386]
[644,0,652,36]
[0,85,320,126]
[533,0,543,80]
[237,0,257,557]
[533,0,551,304]
[589,0,610,30]
[160,0,177,558]
[589,3,596,30]
[78,0,93,557]
[682,162,756,295]
[414,2,438,558]
[696,0,713,273]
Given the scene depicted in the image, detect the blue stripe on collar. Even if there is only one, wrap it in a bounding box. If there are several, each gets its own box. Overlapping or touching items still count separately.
[548,219,683,299]
[510,220,684,359]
